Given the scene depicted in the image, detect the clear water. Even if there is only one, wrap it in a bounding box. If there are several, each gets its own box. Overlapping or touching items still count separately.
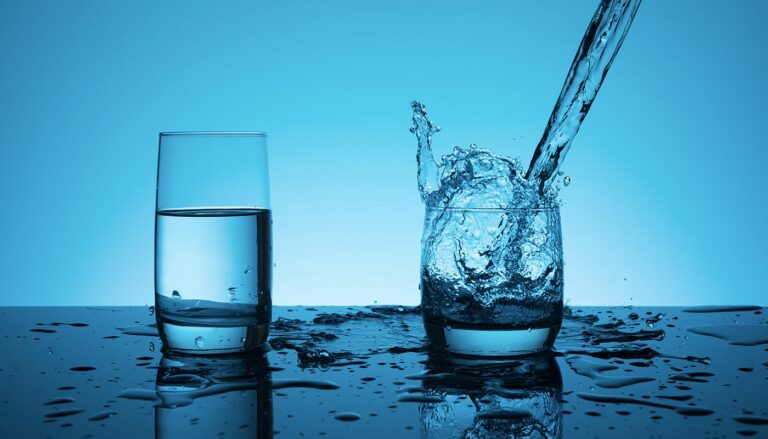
[155,208,272,353]
[412,0,642,355]
[526,0,642,192]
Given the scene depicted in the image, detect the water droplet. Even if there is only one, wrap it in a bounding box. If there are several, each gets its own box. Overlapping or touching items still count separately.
[334,412,361,422]
[88,411,118,422]
[172,291,181,299]
[244,266,253,274]
[148,342,155,352]
[148,306,155,316]
[563,176,571,186]
[44,397,75,406]
[194,336,205,348]
[240,337,246,343]
[47,347,53,355]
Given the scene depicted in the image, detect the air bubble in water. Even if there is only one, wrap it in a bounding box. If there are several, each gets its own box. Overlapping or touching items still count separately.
[195,336,205,348]
[563,176,571,186]
[244,266,253,274]
[148,306,155,316]
[148,342,155,352]
[172,291,181,299]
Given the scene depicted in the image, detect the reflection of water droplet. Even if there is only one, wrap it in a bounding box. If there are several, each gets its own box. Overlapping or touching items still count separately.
[195,336,205,348]
[148,342,155,352]
[172,291,181,299]
[563,176,571,186]
[148,306,155,316]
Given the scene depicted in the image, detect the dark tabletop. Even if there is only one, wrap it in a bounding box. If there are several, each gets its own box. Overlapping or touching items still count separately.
[0,305,766,438]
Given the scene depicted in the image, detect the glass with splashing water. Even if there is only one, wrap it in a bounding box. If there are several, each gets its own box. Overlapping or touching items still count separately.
[421,205,563,356]
[413,0,642,356]
[413,105,564,356]
[155,132,272,354]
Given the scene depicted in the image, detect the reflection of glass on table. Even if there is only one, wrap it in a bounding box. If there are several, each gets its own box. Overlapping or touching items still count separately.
[155,352,273,439]
[419,353,562,438]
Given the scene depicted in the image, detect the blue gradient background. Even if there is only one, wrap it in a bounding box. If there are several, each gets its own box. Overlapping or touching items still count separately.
[1,1,766,306]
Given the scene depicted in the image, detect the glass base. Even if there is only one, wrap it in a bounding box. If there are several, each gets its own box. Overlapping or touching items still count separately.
[425,321,560,357]
[158,320,267,355]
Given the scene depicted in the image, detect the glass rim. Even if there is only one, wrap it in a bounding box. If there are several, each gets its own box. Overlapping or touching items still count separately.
[159,131,267,137]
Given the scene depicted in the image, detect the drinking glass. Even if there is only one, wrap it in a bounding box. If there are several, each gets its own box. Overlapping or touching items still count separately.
[421,206,563,356]
[155,131,271,354]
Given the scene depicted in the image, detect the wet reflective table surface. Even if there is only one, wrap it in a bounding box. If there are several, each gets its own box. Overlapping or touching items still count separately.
[1,306,766,438]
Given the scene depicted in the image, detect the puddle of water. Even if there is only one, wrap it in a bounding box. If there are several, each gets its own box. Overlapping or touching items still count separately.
[687,325,768,346]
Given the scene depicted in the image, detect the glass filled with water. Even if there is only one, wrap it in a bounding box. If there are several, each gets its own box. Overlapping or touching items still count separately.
[421,206,563,356]
[155,132,271,354]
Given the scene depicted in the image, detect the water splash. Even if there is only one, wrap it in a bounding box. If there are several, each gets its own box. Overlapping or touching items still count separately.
[412,0,642,202]
[410,102,552,210]
[526,0,642,192]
